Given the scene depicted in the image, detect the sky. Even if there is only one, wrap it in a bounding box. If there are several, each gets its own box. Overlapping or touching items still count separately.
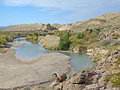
[0,0,120,26]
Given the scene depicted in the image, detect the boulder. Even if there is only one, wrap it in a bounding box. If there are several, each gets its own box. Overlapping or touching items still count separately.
[83,84,99,90]
[63,84,85,90]
[54,83,63,90]
[69,70,87,84]
[42,24,57,30]
[98,71,111,88]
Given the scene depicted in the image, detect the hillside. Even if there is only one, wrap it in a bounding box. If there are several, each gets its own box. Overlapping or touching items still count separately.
[0,13,120,90]
[1,13,120,32]
[67,13,120,31]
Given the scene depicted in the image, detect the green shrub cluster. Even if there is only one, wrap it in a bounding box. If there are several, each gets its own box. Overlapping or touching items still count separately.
[0,41,5,46]
[110,74,120,87]
[26,33,38,44]
[58,28,101,52]
[59,32,70,50]
[76,33,85,39]
[0,32,17,46]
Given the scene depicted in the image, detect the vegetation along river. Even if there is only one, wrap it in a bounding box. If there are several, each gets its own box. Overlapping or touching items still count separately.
[11,38,96,71]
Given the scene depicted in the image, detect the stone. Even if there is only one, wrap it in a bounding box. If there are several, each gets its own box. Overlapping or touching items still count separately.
[50,73,67,88]
[83,84,99,90]
[98,71,111,88]
[92,75,99,84]
[59,73,67,82]
[69,70,87,84]
[54,83,63,90]
[63,84,85,90]
[98,76,106,88]
[99,87,106,90]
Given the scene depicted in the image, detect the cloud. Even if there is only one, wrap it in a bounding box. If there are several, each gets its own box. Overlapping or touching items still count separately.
[3,0,120,11]
[1,0,104,10]
[1,0,120,23]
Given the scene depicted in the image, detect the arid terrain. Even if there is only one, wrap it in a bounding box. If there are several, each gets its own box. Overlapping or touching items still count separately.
[0,13,120,90]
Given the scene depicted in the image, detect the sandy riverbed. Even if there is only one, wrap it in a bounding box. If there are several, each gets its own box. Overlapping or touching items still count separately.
[0,48,71,88]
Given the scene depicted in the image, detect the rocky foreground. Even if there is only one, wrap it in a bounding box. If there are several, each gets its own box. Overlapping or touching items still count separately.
[0,49,71,89]
[0,13,120,90]
[0,42,119,90]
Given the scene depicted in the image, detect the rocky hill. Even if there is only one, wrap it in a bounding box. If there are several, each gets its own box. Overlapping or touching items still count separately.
[0,24,58,32]
[1,13,120,32]
[66,13,120,32]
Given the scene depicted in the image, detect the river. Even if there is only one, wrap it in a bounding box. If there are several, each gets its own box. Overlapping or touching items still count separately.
[11,38,96,71]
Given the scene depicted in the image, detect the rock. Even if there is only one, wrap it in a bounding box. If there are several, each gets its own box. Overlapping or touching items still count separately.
[50,80,60,88]
[105,87,120,90]
[101,39,120,46]
[59,73,67,82]
[50,73,67,88]
[63,83,85,90]
[99,87,106,90]
[72,47,80,53]
[54,83,63,90]
[98,76,106,88]
[98,71,111,88]
[58,24,71,31]
[92,75,99,84]
[42,24,57,30]
[69,70,87,84]
[112,70,120,74]
[83,84,99,90]
[71,45,87,53]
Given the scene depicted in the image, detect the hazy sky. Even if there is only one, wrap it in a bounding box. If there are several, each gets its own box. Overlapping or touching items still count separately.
[0,0,120,26]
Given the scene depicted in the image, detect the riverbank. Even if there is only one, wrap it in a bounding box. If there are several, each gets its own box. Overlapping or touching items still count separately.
[0,48,71,88]
[0,13,120,90]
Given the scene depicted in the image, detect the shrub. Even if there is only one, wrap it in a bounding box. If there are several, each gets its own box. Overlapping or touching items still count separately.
[110,74,120,87]
[0,41,5,46]
[26,34,38,44]
[59,32,70,50]
[76,33,85,39]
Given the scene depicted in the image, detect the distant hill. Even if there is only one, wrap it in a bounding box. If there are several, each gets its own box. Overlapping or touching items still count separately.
[0,24,58,32]
[1,13,120,32]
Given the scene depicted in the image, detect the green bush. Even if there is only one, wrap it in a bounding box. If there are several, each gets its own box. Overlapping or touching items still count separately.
[0,41,5,46]
[76,33,85,39]
[26,34,38,44]
[110,74,120,87]
[59,32,70,50]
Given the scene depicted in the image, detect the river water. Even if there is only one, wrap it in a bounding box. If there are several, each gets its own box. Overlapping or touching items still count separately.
[12,38,96,71]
